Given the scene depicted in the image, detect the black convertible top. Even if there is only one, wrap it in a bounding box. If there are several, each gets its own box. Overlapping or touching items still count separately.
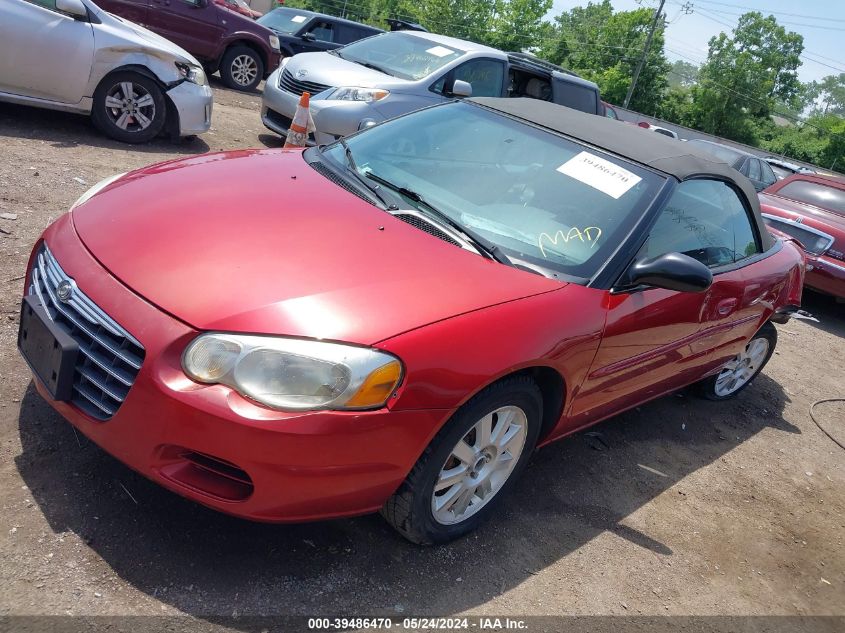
[470,97,774,251]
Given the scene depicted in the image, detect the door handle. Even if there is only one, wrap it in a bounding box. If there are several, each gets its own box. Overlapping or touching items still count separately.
[716,298,738,316]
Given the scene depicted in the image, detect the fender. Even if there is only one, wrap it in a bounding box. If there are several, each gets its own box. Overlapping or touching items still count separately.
[376,283,606,438]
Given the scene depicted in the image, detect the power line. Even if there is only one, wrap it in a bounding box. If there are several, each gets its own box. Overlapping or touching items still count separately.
[697,5,845,32]
[687,5,845,73]
[694,0,845,23]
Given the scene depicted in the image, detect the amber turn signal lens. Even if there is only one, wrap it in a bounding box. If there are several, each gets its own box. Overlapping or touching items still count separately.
[344,360,402,408]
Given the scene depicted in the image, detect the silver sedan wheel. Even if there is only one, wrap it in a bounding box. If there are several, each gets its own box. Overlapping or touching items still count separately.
[431,405,527,525]
[714,337,770,397]
[103,81,155,132]
[230,54,259,86]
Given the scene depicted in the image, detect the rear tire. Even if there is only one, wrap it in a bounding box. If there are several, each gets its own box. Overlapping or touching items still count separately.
[696,322,777,400]
[381,376,542,545]
[220,46,264,91]
[91,72,166,144]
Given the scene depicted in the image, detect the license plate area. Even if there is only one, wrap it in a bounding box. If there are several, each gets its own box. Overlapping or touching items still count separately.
[17,295,79,401]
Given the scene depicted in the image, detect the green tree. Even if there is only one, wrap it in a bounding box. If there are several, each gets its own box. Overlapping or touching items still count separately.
[813,74,845,116]
[537,0,670,114]
[667,59,698,89]
[689,12,804,143]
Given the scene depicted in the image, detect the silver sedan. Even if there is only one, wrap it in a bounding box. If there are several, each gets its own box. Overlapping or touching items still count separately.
[0,0,213,143]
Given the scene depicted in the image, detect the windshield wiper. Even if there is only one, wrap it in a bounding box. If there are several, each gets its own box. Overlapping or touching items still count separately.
[364,172,512,266]
[335,139,396,210]
[357,61,391,75]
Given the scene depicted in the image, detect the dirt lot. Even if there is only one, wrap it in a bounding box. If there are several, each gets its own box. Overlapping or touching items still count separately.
[1,82,844,631]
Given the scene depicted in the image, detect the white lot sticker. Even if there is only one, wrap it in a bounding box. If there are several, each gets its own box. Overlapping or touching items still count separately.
[426,46,455,57]
[291,15,307,23]
[556,151,642,199]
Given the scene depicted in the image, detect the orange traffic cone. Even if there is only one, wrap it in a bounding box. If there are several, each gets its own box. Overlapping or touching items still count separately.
[283,91,315,148]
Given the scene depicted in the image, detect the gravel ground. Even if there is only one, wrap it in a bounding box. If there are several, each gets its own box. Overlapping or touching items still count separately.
[1,82,844,631]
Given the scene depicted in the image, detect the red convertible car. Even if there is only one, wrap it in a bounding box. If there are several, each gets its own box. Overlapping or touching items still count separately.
[759,173,845,301]
[18,99,804,544]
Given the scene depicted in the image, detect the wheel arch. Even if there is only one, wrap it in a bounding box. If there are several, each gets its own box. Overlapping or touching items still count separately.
[478,366,566,443]
[220,38,269,70]
[92,66,180,138]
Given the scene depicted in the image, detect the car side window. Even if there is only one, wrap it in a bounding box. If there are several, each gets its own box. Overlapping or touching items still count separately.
[638,179,761,269]
[747,158,761,181]
[335,25,363,45]
[760,161,777,187]
[25,0,58,9]
[307,21,335,42]
[448,59,505,98]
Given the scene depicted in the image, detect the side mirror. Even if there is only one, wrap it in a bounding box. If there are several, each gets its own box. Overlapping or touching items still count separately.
[55,0,88,18]
[625,252,713,293]
[450,80,472,98]
[301,32,316,42]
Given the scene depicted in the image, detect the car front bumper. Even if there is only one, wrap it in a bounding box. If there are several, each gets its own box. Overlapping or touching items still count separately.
[261,68,385,144]
[21,215,451,522]
[167,81,213,136]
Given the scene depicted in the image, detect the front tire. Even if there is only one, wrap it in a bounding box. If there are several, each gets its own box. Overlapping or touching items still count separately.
[91,72,166,144]
[381,376,542,544]
[696,322,777,400]
[220,46,264,91]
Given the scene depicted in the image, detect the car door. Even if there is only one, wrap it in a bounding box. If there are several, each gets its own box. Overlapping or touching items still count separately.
[568,179,758,425]
[145,0,222,60]
[292,19,341,54]
[0,0,95,105]
[95,0,148,25]
[692,180,771,370]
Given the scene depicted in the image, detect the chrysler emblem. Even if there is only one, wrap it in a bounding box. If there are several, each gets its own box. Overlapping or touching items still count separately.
[56,280,73,302]
[296,68,308,79]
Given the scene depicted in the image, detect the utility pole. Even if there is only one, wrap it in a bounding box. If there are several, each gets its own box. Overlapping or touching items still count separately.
[623,0,666,109]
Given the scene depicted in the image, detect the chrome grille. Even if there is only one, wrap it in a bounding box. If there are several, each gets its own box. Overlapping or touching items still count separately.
[278,68,331,96]
[29,245,144,421]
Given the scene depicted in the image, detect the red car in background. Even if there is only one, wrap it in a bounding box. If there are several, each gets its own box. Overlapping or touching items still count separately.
[17,99,804,544]
[759,173,845,301]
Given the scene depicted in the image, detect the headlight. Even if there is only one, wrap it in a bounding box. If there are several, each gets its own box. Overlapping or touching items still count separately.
[269,34,281,51]
[175,62,207,86]
[70,172,127,210]
[327,87,390,102]
[182,334,403,411]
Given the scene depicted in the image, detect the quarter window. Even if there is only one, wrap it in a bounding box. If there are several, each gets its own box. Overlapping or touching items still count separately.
[639,179,760,268]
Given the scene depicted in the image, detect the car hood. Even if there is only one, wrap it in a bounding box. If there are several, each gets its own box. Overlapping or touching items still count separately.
[286,52,412,91]
[91,3,200,66]
[70,150,563,345]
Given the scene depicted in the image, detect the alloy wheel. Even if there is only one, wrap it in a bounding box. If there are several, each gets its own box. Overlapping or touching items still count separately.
[714,337,770,397]
[231,54,259,87]
[431,405,527,525]
[103,81,156,133]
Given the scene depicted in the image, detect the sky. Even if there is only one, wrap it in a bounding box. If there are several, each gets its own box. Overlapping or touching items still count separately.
[548,0,845,84]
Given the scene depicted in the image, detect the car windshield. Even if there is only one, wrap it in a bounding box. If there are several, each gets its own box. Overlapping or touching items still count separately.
[777,179,845,215]
[322,102,665,278]
[258,8,312,34]
[335,32,465,80]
